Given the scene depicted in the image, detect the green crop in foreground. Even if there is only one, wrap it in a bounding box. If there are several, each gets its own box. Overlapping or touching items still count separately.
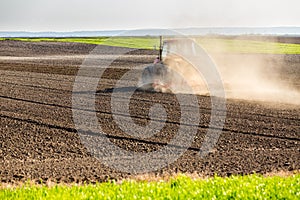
[0,174,299,200]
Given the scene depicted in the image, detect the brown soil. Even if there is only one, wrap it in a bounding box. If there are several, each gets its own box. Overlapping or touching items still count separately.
[0,40,299,184]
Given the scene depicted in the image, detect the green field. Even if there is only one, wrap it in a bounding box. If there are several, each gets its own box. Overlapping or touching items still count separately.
[2,37,161,50]
[197,38,300,54]
[1,174,299,200]
[2,36,300,54]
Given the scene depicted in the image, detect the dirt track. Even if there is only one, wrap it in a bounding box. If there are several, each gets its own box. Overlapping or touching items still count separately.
[0,40,299,183]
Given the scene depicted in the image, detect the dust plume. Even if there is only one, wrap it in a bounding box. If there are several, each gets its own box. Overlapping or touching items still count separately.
[212,52,300,104]
[160,37,300,105]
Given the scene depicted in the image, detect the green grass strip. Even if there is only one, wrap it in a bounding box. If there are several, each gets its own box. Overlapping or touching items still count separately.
[196,38,300,54]
[1,174,299,200]
[2,37,300,54]
[3,37,160,49]
[4,37,108,45]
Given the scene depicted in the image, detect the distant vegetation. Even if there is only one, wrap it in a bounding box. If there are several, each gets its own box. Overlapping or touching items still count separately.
[1,37,109,45]
[196,38,300,54]
[2,36,300,54]
[1,37,161,50]
[1,174,299,199]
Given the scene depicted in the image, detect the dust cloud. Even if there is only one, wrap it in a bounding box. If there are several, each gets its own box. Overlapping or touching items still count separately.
[159,37,300,105]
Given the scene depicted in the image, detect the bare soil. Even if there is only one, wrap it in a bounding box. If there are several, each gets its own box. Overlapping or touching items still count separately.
[0,40,299,184]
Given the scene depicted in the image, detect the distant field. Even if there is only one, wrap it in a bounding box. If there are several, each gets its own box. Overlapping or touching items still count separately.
[1,37,161,50]
[2,36,300,54]
[197,38,300,54]
[1,174,299,200]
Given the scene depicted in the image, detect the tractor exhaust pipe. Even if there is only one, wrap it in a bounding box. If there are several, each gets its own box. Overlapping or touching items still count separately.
[159,36,163,61]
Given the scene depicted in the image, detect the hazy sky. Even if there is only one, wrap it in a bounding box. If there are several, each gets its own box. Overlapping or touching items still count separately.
[1,0,300,31]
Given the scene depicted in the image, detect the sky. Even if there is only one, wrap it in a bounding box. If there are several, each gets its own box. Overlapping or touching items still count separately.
[1,0,300,31]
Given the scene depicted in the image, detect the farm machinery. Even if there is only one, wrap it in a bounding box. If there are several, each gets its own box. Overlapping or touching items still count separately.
[139,36,208,94]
